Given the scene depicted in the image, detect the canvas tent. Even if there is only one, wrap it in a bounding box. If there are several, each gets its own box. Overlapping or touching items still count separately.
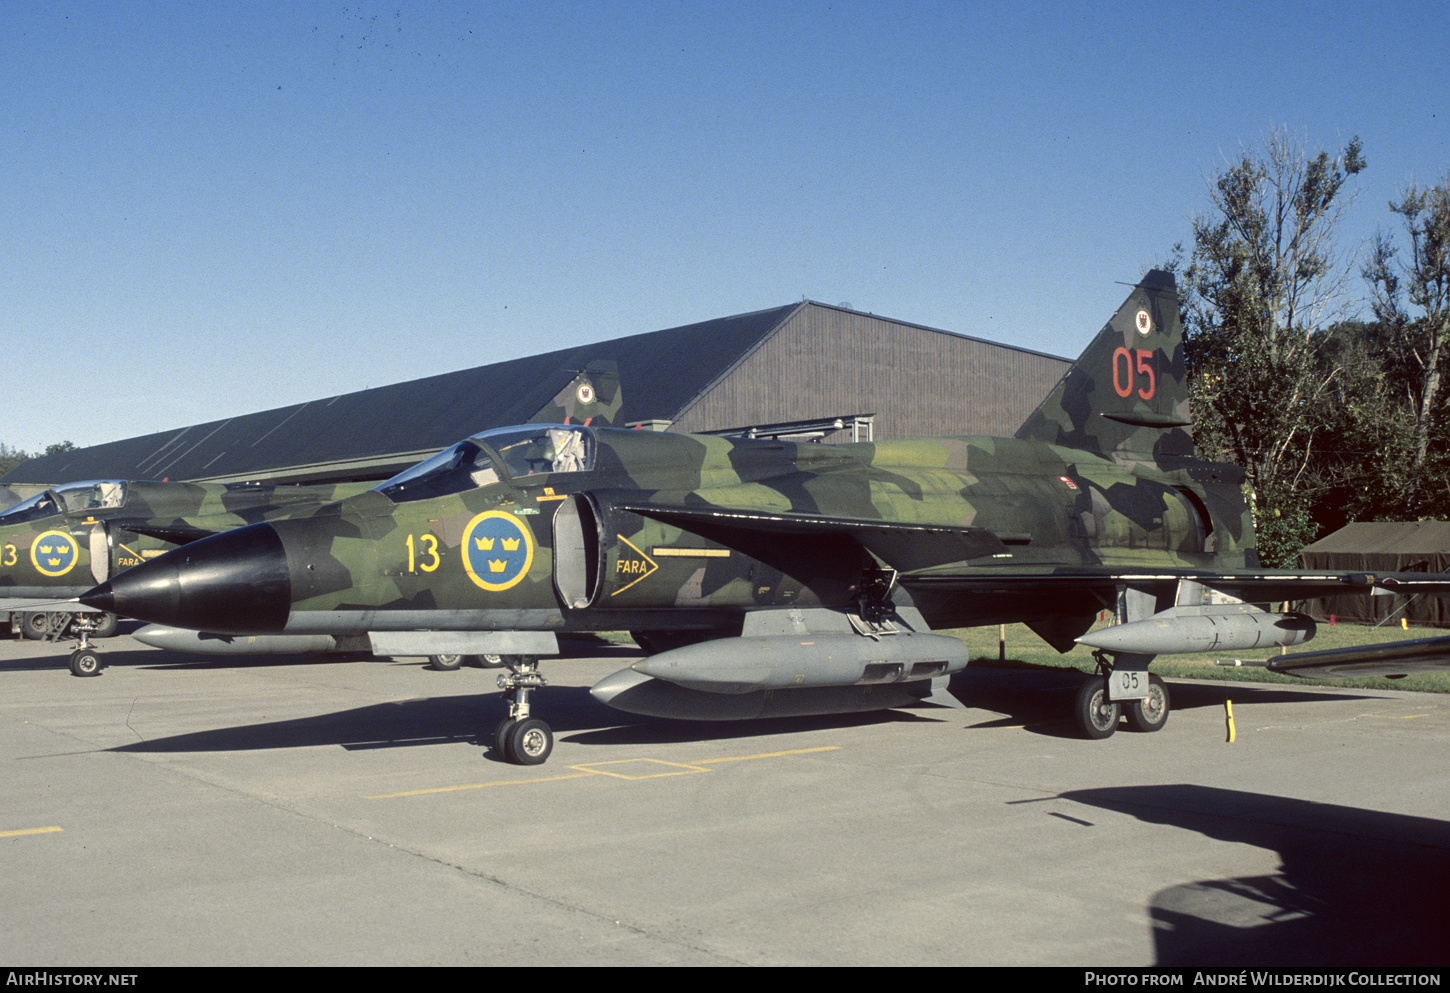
[1297,521,1450,628]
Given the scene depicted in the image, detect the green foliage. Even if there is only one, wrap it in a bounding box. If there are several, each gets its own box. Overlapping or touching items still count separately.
[0,440,77,479]
[1171,129,1372,562]
[1251,482,1321,568]
[0,443,32,478]
[1362,173,1450,510]
[1176,130,1365,502]
[1172,135,1450,552]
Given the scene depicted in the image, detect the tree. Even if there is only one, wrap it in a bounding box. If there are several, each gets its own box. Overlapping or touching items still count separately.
[1305,319,1419,529]
[0,443,32,478]
[1174,128,1366,564]
[1362,173,1450,500]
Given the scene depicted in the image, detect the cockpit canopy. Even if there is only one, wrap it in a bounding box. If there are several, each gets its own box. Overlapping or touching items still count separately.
[0,480,128,525]
[374,425,596,504]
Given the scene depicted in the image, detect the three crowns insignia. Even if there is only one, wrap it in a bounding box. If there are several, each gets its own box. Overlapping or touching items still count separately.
[475,537,521,551]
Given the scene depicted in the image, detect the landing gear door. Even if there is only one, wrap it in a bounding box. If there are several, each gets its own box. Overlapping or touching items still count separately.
[1107,667,1152,701]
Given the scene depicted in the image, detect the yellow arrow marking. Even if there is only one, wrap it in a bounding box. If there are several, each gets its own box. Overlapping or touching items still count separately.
[610,534,658,595]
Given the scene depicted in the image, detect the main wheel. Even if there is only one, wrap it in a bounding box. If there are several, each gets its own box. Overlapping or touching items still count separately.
[1125,674,1170,733]
[428,654,464,671]
[69,649,103,677]
[21,612,54,640]
[1074,678,1119,739]
[91,612,119,639]
[505,718,553,765]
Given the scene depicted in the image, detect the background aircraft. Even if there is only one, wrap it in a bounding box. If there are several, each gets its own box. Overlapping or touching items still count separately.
[4,362,624,671]
[81,271,1450,762]
[1,478,370,669]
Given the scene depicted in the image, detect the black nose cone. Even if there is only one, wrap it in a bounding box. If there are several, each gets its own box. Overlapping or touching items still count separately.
[80,522,291,634]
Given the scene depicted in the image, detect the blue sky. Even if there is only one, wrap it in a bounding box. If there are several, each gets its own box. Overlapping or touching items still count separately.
[5,0,1447,455]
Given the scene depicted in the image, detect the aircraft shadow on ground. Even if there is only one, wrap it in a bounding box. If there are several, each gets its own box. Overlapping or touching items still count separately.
[107,679,912,758]
[1058,784,1450,966]
[0,646,406,673]
[94,656,1405,754]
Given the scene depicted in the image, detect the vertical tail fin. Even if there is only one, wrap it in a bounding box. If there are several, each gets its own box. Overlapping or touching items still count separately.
[1015,270,1191,458]
[530,360,622,427]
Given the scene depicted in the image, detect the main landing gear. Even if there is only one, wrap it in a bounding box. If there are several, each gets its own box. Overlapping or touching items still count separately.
[13,610,119,676]
[66,613,115,678]
[22,610,118,642]
[1072,652,1170,739]
[491,655,553,765]
[426,653,502,671]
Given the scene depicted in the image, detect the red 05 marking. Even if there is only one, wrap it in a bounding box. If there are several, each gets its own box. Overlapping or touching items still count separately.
[1112,347,1156,400]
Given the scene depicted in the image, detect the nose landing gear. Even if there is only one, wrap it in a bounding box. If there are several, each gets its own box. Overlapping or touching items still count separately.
[491,655,554,764]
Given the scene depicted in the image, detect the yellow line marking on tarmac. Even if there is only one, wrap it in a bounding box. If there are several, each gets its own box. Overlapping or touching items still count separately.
[367,772,599,797]
[1,826,63,838]
[691,746,840,764]
[365,746,840,798]
[572,759,713,779]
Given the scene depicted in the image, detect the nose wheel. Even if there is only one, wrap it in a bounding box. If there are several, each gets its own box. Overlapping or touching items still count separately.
[491,656,554,764]
[69,648,103,677]
[66,615,111,678]
[492,717,554,764]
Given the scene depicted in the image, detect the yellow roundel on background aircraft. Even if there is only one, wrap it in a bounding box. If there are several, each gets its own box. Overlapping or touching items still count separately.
[462,511,534,591]
[30,530,80,577]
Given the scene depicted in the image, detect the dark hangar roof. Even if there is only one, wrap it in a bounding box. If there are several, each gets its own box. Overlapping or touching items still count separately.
[6,300,1071,487]
[5,304,804,485]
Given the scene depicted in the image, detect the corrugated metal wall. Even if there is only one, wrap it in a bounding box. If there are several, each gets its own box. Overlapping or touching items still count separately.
[670,304,1070,440]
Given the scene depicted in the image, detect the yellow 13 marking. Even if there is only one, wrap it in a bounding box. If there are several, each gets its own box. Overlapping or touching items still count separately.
[405,533,442,573]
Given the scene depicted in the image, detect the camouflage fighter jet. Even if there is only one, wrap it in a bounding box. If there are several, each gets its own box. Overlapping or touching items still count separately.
[1,478,371,671]
[79,271,1450,762]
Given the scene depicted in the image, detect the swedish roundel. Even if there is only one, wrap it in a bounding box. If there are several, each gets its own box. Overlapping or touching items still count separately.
[31,530,80,578]
[462,510,535,592]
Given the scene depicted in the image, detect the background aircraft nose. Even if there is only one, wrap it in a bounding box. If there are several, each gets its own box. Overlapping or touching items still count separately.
[81,522,292,634]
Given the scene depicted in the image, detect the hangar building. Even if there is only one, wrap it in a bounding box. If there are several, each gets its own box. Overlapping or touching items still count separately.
[3,301,1071,486]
